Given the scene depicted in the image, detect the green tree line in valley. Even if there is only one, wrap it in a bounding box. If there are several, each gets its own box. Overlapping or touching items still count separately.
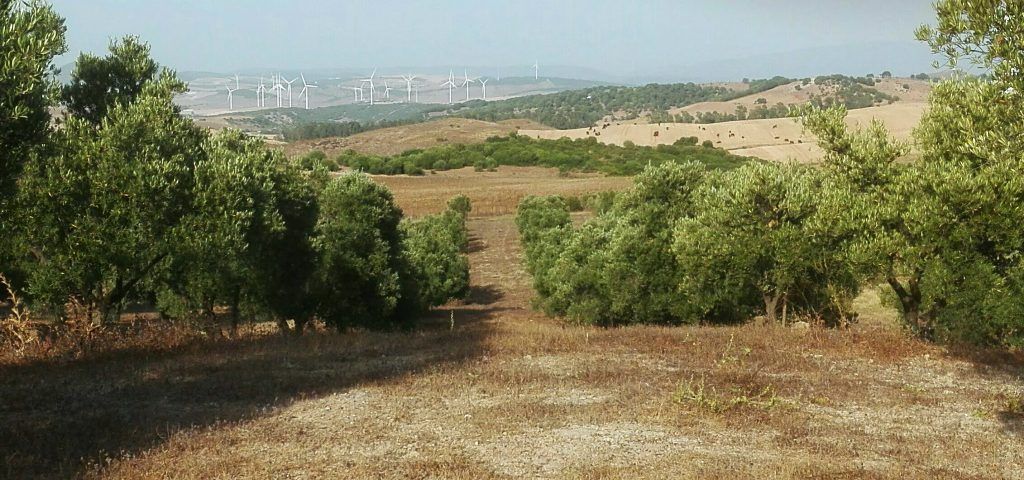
[317,134,751,176]
[515,1,1024,346]
[1,2,471,341]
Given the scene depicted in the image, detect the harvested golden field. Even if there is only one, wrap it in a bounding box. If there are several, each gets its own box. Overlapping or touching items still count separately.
[521,101,928,163]
[374,166,632,218]
[2,211,1022,479]
[282,118,554,158]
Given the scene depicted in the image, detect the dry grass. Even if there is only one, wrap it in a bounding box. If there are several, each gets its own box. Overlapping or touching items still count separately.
[280,117,554,158]
[375,166,632,218]
[521,98,928,164]
[3,212,1022,479]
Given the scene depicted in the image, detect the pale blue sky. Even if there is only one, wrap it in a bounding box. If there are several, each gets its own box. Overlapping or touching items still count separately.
[49,0,940,80]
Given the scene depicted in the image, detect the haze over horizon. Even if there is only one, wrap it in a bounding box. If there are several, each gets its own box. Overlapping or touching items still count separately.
[51,0,943,82]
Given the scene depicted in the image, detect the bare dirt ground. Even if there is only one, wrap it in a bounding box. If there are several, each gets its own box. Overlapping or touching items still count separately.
[521,101,928,163]
[2,176,1022,479]
[282,118,554,158]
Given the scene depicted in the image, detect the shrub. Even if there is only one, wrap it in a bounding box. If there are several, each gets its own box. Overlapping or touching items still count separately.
[447,194,472,219]
[674,162,858,324]
[310,174,417,330]
[402,199,472,309]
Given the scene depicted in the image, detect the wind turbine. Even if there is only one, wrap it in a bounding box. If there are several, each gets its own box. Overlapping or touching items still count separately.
[282,76,299,108]
[400,74,418,102]
[479,77,489,100]
[414,83,420,103]
[271,74,285,107]
[297,74,317,110]
[382,78,392,101]
[351,86,363,102]
[533,61,539,80]
[361,68,376,105]
[461,69,475,101]
[441,69,456,104]
[256,77,267,108]
[225,74,239,110]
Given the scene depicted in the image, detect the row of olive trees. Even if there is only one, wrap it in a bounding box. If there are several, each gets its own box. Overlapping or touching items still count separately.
[0,2,470,335]
[517,1,1024,345]
[517,161,858,328]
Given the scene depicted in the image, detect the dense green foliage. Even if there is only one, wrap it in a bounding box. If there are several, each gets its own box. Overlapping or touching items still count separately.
[309,174,417,330]
[17,77,206,321]
[0,0,66,285]
[401,198,471,309]
[454,77,799,129]
[335,134,751,176]
[62,36,184,125]
[454,83,733,129]
[517,162,856,326]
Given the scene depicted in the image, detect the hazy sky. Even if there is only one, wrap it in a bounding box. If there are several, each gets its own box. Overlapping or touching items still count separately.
[50,0,939,77]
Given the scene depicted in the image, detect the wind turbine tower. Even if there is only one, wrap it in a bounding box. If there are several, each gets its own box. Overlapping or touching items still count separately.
[382,78,392,102]
[297,74,318,110]
[479,77,489,100]
[271,74,285,107]
[361,68,377,105]
[441,70,456,104]
[461,69,475,101]
[256,77,267,108]
[282,76,299,108]
[400,74,418,102]
[533,61,539,80]
[225,74,239,110]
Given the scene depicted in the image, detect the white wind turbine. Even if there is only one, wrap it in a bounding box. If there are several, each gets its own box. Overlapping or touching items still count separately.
[461,69,475,101]
[361,68,376,105]
[479,77,489,100]
[382,78,392,101]
[441,69,456,104]
[256,77,267,108]
[533,61,539,80]
[414,83,420,103]
[282,76,299,108]
[297,74,318,109]
[400,74,418,102]
[225,74,239,110]
[271,74,285,107]
[351,85,364,102]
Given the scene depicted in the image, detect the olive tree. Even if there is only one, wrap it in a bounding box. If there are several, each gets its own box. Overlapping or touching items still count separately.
[16,77,207,322]
[62,36,184,125]
[0,0,66,279]
[311,174,418,330]
[402,200,471,309]
[674,162,858,324]
[596,162,710,325]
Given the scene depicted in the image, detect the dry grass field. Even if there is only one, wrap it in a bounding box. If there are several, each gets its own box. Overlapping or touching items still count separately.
[521,101,928,163]
[375,166,632,217]
[282,118,554,158]
[2,171,1023,479]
